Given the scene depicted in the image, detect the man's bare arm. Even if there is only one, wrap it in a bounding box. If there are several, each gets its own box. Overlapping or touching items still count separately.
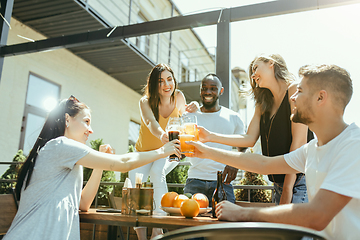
[216,189,351,231]
[188,141,297,175]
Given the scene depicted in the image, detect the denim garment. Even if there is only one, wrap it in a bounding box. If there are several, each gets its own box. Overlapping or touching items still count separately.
[184,178,236,206]
[274,175,308,205]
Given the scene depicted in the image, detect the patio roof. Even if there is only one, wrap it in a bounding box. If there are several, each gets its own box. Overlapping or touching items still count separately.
[10,0,155,96]
[1,0,359,104]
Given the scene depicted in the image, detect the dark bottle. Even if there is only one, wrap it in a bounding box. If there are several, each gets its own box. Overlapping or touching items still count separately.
[168,130,180,161]
[212,171,227,218]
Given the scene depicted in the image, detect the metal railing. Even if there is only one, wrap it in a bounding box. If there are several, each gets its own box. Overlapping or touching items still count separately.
[83,181,274,204]
[0,161,274,203]
[1,179,274,203]
[78,0,216,84]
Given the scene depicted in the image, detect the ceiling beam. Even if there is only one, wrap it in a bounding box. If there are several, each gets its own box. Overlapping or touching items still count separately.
[0,0,358,57]
[230,0,360,22]
[71,44,128,54]
[108,68,151,76]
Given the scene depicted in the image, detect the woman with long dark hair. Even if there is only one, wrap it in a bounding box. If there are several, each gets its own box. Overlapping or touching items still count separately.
[199,54,313,205]
[129,63,197,239]
[4,96,180,240]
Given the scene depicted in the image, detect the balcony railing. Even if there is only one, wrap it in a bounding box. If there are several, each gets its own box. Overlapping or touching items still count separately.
[0,179,273,201]
[78,0,216,84]
[0,162,273,203]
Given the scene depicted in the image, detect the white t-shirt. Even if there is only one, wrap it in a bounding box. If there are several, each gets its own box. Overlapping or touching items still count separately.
[186,107,245,180]
[284,123,360,240]
[4,136,91,240]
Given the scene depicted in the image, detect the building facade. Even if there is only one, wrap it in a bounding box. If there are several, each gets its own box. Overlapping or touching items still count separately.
[0,0,219,176]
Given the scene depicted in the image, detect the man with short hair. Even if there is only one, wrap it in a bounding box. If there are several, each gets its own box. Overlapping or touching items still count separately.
[188,64,360,239]
[183,74,245,205]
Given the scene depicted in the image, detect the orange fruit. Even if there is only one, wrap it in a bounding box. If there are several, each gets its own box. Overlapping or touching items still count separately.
[180,199,200,218]
[173,194,189,208]
[161,192,178,207]
[192,193,209,208]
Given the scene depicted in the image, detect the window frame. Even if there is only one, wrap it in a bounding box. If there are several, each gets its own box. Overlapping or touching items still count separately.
[19,72,61,154]
[128,120,140,147]
[135,12,151,55]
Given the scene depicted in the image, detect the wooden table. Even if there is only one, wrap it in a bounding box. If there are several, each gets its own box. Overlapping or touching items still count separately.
[80,209,137,227]
[79,209,223,239]
[79,209,220,240]
[80,209,139,240]
[80,209,219,228]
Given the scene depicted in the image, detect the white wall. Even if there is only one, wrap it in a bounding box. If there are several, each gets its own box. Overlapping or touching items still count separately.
[0,18,142,175]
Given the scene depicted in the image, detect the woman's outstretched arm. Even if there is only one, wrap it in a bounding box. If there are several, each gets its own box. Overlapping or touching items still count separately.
[76,140,180,173]
[199,106,261,148]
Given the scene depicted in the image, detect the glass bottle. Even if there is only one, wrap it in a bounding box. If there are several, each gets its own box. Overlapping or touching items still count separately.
[165,117,182,161]
[212,171,227,218]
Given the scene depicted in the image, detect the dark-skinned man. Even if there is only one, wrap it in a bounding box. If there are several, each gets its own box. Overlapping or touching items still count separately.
[183,73,246,206]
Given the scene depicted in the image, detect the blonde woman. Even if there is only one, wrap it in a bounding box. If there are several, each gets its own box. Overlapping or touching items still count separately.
[199,54,313,205]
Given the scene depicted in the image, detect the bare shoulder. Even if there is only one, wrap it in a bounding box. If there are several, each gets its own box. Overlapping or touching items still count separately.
[254,105,262,116]
[139,96,151,111]
[175,89,186,103]
[288,83,298,96]
[139,96,149,105]
[175,89,185,99]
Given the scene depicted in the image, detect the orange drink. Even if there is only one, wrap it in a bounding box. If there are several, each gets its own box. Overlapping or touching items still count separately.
[179,134,195,156]
[182,122,199,141]
[183,123,196,135]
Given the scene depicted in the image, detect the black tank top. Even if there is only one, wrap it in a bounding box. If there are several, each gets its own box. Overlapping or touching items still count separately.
[260,90,314,183]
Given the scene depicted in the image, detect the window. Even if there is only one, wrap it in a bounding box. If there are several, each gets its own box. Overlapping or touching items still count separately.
[20,74,60,155]
[135,13,150,55]
[180,52,189,82]
[128,120,140,147]
[181,66,189,83]
[189,69,197,82]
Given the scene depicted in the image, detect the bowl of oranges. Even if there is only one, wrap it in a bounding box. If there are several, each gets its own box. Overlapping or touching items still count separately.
[160,192,211,218]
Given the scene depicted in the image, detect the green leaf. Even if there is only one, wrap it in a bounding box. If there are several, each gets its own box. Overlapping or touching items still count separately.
[0,150,26,194]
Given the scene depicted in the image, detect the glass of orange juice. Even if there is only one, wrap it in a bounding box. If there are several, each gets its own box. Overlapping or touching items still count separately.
[179,134,195,156]
[182,115,199,139]
[180,115,198,156]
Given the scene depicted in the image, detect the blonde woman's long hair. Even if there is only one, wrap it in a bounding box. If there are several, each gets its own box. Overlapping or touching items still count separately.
[248,54,295,115]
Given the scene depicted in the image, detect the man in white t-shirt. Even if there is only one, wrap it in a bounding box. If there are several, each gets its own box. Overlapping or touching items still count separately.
[188,64,360,240]
[184,74,245,205]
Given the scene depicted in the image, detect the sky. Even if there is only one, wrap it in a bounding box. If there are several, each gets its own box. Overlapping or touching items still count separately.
[172,0,360,125]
